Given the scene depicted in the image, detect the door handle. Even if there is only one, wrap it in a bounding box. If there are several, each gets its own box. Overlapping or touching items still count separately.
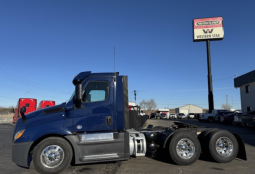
[106,116,111,125]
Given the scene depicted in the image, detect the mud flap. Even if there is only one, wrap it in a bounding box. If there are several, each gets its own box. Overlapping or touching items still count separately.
[233,133,247,160]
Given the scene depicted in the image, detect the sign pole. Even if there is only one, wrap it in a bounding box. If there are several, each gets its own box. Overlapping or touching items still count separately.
[206,40,214,113]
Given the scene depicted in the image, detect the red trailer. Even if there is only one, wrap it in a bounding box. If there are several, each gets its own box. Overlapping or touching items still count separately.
[37,100,55,110]
[13,98,37,124]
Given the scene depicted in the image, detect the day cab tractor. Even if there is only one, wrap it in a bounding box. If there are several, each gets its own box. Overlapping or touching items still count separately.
[37,100,55,110]
[12,71,246,174]
[13,98,37,124]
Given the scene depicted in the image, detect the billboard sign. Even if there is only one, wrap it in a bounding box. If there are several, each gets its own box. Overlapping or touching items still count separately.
[193,17,224,42]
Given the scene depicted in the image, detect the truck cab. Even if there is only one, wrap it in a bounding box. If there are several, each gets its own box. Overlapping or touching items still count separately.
[12,72,132,173]
[37,100,55,110]
[13,98,37,124]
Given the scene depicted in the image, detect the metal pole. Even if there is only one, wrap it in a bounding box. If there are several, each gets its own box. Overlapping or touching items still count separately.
[206,40,214,113]
[134,90,136,103]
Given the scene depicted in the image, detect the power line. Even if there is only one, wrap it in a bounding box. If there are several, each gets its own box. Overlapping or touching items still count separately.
[0,83,67,100]
[213,75,235,81]
[0,69,70,94]
[0,95,18,100]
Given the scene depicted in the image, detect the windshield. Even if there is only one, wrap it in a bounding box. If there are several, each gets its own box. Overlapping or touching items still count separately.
[68,91,75,102]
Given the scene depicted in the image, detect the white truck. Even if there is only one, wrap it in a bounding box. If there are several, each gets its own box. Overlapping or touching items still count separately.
[199,109,228,123]
[128,102,145,116]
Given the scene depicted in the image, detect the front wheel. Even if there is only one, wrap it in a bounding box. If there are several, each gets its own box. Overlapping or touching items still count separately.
[33,137,73,174]
[168,132,201,166]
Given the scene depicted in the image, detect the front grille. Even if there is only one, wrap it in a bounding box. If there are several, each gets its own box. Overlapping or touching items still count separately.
[42,107,64,115]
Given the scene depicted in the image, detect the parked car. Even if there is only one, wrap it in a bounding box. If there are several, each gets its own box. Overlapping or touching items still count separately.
[156,112,162,119]
[247,116,255,130]
[150,113,156,119]
[219,113,237,124]
[215,111,234,122]
[194,113,201,119]
[199,109,228,122]
[240,111,255,127]
[178,113,186,119]
[160,113,167,119]
[187,113,195,119]
[233,113,243,126]
[169,113,177,119]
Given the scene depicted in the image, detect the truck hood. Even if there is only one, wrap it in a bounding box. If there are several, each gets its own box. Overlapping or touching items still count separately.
[25,102,66,119]
[13,102,67,142]
[16,102,66,127]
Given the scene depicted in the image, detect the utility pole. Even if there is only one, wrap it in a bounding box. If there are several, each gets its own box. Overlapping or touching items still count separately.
[206,40,214,113]
[226,94,228,105]
[134,90,136,103]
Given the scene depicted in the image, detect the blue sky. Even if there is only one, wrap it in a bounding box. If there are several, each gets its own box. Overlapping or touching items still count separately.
[0,0,254,110]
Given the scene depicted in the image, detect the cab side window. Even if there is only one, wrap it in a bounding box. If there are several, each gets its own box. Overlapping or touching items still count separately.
[82,81,109,103]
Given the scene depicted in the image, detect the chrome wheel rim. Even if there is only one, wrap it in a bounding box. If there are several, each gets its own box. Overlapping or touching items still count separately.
[215,137,233,157]
[176,138,195,159]
[40,145,64,168]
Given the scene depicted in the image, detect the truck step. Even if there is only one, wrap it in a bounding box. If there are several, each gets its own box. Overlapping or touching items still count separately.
[79,153,119,161]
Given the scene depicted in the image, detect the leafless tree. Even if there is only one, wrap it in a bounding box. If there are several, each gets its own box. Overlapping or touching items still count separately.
[140,99,157,113]
[221,104,232,110]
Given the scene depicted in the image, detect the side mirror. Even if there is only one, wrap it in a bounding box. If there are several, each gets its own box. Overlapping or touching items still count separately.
[20,106,27,123]
[75,83,82,108]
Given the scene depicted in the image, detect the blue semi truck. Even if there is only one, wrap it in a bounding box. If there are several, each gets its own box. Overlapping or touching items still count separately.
[12,71,246,174]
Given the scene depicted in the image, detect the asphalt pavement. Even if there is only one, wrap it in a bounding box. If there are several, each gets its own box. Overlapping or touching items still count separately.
[0,119,254,174]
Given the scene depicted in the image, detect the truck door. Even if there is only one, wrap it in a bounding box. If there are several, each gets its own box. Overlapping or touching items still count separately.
[73,77,114,132]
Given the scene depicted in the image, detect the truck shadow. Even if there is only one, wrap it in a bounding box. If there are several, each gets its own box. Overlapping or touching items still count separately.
[145,148,226,165]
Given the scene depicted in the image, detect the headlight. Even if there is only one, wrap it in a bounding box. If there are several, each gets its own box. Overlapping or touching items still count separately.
[14,129,25,141]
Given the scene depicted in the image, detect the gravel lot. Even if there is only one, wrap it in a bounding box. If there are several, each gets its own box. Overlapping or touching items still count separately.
[0,119,254,174]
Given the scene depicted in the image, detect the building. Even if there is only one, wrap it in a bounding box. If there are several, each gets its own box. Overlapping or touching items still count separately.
[234,70,255,112]
[175,104,203,115]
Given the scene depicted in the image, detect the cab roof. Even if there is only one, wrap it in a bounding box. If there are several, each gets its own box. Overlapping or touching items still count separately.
[72,71,119,85]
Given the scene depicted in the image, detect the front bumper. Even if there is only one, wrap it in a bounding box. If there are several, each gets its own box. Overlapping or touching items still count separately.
[12,141,33,167]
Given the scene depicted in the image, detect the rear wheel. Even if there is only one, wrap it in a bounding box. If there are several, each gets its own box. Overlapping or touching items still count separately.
[33,137,72,174]
[168,132,201,166]
[206,130,238,163]
[198,130,217,154]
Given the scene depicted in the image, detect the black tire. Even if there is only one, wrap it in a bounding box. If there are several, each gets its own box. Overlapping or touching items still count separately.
[33,137,73,174]
[206,130,238,163]
[168,132,201,166]
[198,130,218,153]
[208,117,214,123]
